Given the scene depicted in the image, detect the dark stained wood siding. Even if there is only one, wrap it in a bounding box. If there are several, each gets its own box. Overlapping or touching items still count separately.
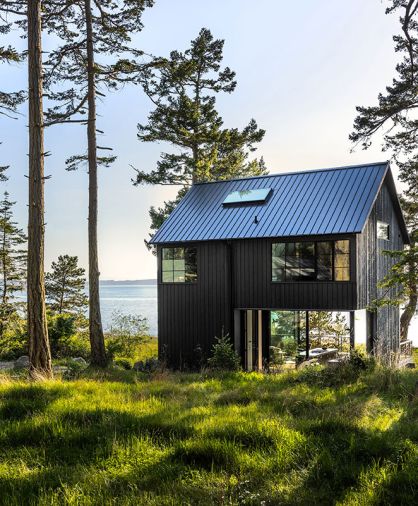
[232,235,357,310]
[356,178,404,353]
[157,242,232,369]
[158,177,407,366]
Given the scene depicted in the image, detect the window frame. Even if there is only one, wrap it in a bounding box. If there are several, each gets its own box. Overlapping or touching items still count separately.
[377,220,390,241]
[160,246,198,284]
[271,239,351,283]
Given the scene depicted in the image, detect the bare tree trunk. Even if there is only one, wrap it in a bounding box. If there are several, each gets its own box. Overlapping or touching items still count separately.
[400,257,417,341]
[0,216,7,340]
[85,0,107,366]
[27,0,52,378]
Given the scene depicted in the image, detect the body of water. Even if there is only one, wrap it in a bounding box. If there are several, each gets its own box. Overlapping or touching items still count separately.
[99,284,158,336]
[16,283,417,345]
[16,283,159,337]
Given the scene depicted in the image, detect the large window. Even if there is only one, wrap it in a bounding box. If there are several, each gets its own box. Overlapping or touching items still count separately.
[162,247,197,283]
[272,240,350,282]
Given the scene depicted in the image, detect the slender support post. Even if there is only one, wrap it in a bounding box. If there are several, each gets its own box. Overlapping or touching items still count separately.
[349,311,355,350]
[257,310,262,370]
[305,311,310,359]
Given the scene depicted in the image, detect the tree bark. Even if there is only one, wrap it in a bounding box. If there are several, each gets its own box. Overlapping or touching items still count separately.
[27,0,52,378]
[85,0,107,366]
[0,215,7,340]
[400,253,417,341]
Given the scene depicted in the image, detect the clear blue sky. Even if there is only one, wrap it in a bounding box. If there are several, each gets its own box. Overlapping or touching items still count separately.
[0,0,402,280]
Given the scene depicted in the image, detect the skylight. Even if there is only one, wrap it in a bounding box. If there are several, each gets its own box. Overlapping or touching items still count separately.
[222,188,272,206]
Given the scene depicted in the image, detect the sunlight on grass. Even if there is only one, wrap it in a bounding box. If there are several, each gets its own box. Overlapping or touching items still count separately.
[0,364,416,505]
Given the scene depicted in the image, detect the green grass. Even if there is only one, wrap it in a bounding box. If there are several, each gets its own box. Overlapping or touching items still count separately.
[133,336,158,362]
[0,360,417,505]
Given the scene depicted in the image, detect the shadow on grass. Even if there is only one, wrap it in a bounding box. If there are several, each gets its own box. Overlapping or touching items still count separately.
[0,384,68,421]
[280,399,418,505]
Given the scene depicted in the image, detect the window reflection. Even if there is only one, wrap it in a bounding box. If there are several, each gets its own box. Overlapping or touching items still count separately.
[161,247,197,283]
[272,240,350,282]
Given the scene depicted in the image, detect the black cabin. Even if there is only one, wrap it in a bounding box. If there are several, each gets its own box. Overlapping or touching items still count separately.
[150,162,410,370]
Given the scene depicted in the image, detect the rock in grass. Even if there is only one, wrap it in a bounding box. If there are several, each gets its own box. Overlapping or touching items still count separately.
[71,357,88,367]
[14,355,30,369]
[133,358,160,373]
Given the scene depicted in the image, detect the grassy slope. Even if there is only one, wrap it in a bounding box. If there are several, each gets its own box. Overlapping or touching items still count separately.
[0,364,417,505]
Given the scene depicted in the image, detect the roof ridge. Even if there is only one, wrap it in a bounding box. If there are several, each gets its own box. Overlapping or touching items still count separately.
[193,161,389,186]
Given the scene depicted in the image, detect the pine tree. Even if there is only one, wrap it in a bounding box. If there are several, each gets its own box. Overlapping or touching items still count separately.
[45,255,88,315]
[0,16,25,120]
[1,0,54,376]
[42,0,154,366]
[1,4,25,181]
[134,28,267,237]
[0,192,27,339]
[27,0,53,376]
[350,0,418,341]
[0,9,25,192]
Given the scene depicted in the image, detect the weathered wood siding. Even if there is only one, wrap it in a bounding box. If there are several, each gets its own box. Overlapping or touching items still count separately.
[356,178,404,353]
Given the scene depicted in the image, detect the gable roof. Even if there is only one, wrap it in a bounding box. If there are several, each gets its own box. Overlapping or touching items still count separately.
[150,161,410,244]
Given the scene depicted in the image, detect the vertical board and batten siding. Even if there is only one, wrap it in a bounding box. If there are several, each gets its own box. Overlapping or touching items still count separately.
[153,165,409,366]
[157,242,231,369]
[232,236,357,310]
[356,178,404,353]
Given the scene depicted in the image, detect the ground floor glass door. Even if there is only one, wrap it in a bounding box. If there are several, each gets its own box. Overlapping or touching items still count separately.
[243,310,263,370]
[270,311,305,368]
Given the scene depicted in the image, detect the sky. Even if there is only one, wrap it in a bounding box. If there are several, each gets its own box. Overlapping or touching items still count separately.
[0,0,404,280]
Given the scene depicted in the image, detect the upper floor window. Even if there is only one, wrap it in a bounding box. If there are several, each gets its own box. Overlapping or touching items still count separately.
[161,247,197,283]
[377,221,390,241]
[272,240,350,282]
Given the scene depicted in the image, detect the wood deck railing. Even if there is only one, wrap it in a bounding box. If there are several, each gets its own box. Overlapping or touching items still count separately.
[400,339,413,357]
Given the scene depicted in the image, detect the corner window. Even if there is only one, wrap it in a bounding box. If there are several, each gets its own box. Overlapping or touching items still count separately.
[272,240,350,282]
[377,221,390,241]
[162,247,197,283]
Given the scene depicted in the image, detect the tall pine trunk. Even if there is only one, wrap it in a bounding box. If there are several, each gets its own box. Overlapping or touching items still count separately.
[0,215,7,340]
[27,0,52,377]
[85,0,107,366]
[400,247,417,341]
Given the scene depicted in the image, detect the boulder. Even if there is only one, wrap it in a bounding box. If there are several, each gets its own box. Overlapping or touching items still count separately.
[14,355,30,369]
[134,358,160,373]
[71,357,88,366]
[133,360,144,372]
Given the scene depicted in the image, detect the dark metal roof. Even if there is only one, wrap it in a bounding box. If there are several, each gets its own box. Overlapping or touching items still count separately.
[150,161,409,244]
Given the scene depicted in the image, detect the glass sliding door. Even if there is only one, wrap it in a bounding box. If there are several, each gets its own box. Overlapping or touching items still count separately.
[308,311,350,352]
[270,311,305,368]
[243,310,263,371]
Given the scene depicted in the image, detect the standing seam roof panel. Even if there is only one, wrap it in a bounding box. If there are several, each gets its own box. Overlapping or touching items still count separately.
[321,168,368,234]
[265,173,306,237]
[315,169,357,235]
[276,172,317,236]
[287,171,328,236]
[339,166,381,233]
[150,163,391,244]
[246,174,289,238]
[227,177,269,239]
[333,167,371,233]
[256,173,301,237]
[351,166,387,231]
[304,169,341,235]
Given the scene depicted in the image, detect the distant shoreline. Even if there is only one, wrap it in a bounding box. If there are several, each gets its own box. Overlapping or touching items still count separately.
[99,279,157,285]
